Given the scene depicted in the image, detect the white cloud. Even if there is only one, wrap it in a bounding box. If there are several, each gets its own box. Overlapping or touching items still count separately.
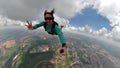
[92,0,120,41]
[0,0,120,42]
[54,14,70,27]
[110,26,120,41]
[0,14,70,28]
[0,0,53,21]
[0,15,24,26]
[50,0,95,18]
[92,27,108,37]
[0,0,96,28]
[80,25,93,33]
[0,0,95,21]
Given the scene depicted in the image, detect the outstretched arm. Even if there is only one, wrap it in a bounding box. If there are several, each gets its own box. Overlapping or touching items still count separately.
[55,25,66,47]
[32,21,45,29]
[25,21,45,30]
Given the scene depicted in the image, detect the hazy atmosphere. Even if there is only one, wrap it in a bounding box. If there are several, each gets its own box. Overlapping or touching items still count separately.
[0,0,120,68]
[0,0,120,42]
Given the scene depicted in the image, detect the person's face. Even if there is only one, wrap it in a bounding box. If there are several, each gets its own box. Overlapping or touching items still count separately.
[44,14,53,25]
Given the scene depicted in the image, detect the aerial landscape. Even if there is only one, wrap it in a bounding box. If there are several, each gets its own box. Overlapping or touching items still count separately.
[0,27,120,68]
[0,0,120,68]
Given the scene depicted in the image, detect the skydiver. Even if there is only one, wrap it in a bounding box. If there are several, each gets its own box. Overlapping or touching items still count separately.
[25,9,67,54]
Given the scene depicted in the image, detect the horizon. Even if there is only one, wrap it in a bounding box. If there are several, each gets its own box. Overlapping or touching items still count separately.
[0,0,120,44]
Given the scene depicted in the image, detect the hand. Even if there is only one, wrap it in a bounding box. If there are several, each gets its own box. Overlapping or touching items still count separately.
[25,20,33,30]
[60,25,64,30]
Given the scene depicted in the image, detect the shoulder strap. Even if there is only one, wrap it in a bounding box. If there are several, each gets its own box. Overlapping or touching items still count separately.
[43,21,59,35]
[51,21,58,31]
[51,21,58,35]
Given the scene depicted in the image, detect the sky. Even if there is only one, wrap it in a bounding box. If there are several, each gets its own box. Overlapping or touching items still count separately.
[0,0,120,42]
[69,7,112,31]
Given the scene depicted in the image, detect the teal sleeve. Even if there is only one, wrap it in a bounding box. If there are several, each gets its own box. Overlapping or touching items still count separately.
[33,21,45,29]
[54,25,66,44]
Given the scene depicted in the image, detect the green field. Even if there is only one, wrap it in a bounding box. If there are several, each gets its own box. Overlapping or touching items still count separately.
[55,49,72,68]
[12,51,55,68]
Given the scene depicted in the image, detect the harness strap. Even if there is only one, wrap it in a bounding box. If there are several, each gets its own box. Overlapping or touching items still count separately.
[44,22,58,35]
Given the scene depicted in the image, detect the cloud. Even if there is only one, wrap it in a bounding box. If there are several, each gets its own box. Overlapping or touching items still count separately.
[0,0,119,26]
[63,0,120,42]
[0,0,95,21]
[0,0,120,42]
[0,14,70,28]
[110,26,120,41]
[54,14,70,27]
[0,0,95,28]
[79,25,93,33]
[92,0,120,41]
[92,27,108,36]
[67,25,120,42]
[0,15,24,26]
[0,0,53,21]
[50,0,95,18]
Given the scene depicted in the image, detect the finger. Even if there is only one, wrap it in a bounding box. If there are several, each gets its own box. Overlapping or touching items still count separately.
[27,22,29,25]
[30,22,32,25]
[25,24,28,26]
[27,20,30,25]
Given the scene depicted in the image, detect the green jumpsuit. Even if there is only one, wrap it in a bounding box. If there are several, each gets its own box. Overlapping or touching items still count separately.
[33,21,66,45]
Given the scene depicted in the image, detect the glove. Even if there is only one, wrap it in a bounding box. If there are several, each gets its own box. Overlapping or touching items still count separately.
[62,43,67,47]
